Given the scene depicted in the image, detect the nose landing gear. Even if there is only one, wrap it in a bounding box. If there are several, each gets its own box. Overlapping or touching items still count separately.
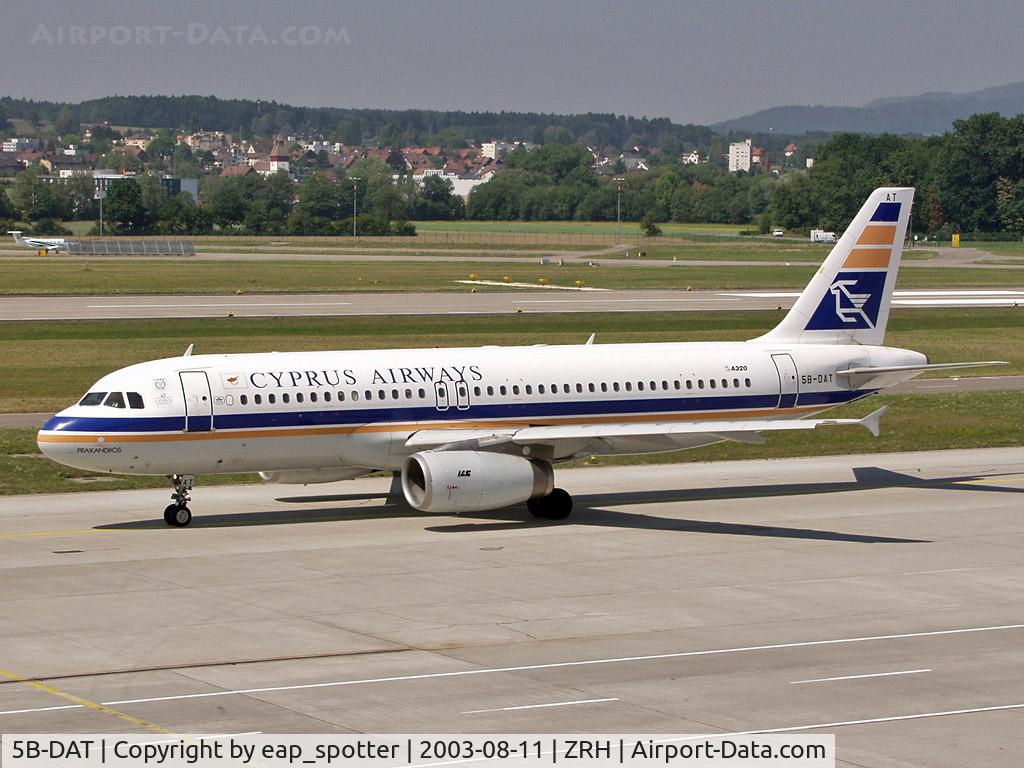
[164,474,195,527]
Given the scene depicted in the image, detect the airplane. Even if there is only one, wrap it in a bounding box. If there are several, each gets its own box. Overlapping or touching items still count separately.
[8,230,68,252]
[37,187,1006,527]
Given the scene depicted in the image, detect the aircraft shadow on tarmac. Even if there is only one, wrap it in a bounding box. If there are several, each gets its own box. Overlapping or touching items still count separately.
[95,466,1020,539]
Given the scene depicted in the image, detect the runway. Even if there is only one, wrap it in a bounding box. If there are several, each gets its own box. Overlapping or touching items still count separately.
[1,288,1022,320]
[1,448,1022,767]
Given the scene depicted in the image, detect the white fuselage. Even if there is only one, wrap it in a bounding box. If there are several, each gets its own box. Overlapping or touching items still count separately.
[37,341,925,476]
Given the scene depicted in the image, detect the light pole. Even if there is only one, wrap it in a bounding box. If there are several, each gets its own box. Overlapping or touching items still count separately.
[614,177,624,244]
[350,177,362,238]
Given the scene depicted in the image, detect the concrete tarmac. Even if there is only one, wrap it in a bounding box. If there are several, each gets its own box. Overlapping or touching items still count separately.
[0,448,1022,767]
[2,288,1024,321]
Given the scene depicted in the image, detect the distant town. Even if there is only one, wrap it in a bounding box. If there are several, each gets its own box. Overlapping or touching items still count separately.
[0,95,1021,239]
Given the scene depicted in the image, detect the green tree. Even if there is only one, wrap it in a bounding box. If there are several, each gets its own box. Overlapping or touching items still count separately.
[996,176,1024,234]
[104,178,147,233]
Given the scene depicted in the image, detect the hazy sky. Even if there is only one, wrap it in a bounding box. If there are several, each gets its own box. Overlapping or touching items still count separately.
[3,0,1024,125]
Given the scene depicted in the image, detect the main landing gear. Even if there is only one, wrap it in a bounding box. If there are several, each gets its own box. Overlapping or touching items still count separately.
[164,474,194,527]
[527,487,573,520]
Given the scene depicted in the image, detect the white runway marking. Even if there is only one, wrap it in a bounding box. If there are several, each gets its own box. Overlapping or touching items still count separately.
[462,698,618,714]
[455,280,608,291]
[1,622,1020,717]
[516,298,741,304]
[790,668,932,684]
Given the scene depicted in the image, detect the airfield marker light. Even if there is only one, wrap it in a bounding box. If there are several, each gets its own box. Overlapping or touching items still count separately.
[538,277,549,285]
[503,275,512,282]
[468,273,478,280]
[575,280,585,287]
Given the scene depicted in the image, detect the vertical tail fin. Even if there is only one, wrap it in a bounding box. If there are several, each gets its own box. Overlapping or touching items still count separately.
[754,187,914,345]
[7,231,26,247]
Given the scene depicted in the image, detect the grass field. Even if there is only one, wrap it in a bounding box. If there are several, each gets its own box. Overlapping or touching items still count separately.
[970,241,1024,257]
[411,220,749,236]
[2,389,1021,496]
[1,308,1019,413]
[0,258,1021,295]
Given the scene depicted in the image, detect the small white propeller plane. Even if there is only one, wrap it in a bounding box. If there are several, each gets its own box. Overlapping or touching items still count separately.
[8,230,67,252]
[38,188,1006,526]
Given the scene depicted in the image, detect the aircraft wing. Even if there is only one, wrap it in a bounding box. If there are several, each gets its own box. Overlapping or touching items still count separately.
[405,407,888,453]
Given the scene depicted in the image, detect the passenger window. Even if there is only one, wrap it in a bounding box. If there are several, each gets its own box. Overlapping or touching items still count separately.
[600,382,608,392]
[588,383,595,393]
[365,390,372,400]
[406,388,413,399]
[733,378,740,388]
[378,389,386,400]
[673,380,681,390]
[254,394,262,405]
[351,391,359,401]
[709,379,716,389]
[650,381,657,390]
[79,392,107,406]
[473,386,480,397]
[698,380,704,390]
[745,378,751,387]
[240,394,248,405]
[512,385,520,395]
[637,382,644,391]
[525,385,532,395]
[563,384,570,393]
[418,388,425,398]
[296,393,304,403]
[104,392,126,408]
[487,385,494,396]
[538,384,545,394]
[282,393,290,403]
[613,382,620,392]
[323,391,330,403]
[127,392,144,409]
[687,380,693,389]
[625,382,632,392]
[721,379,728,388]
[500,385,508,395]
[337,391,345,401]
[309,392,317,403]
[268,393,276,404]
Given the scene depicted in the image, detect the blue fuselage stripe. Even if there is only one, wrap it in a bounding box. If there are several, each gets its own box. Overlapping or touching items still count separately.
[42,389,873,434]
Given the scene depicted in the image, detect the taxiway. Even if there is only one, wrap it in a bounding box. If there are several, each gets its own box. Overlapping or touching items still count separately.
[0,448,1021,767]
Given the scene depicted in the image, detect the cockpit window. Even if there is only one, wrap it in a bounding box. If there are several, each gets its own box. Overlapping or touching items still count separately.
[103,392,126,408]
[127,392,144,409]
[79,392,107,406]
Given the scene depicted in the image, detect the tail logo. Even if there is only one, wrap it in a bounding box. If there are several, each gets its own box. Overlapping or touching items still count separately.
[805,271,887,331]
[829,279,874,327]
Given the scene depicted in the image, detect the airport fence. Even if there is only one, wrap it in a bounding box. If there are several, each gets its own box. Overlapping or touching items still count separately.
[68,239,197,255]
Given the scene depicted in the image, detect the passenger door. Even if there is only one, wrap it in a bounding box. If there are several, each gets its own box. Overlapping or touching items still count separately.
[771,353,799,409]
[179,371,213,431]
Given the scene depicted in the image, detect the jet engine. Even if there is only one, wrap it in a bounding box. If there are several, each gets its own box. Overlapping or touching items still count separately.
[258,467,373,484]
[401,451,554,513]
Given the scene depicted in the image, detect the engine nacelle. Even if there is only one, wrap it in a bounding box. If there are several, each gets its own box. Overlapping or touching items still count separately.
[402,451,554,513]
[259,467,372,485]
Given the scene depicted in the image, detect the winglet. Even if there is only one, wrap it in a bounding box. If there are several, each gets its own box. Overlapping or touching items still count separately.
[183,343,194,357]
[585,333,596,346]
[859,406,888,437]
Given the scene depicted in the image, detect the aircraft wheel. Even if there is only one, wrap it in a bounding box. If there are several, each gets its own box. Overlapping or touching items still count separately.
[527,488,573,520]
[164,504,192,527]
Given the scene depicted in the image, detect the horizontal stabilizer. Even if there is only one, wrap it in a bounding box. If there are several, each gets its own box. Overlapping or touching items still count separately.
[836,361,1008,377]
